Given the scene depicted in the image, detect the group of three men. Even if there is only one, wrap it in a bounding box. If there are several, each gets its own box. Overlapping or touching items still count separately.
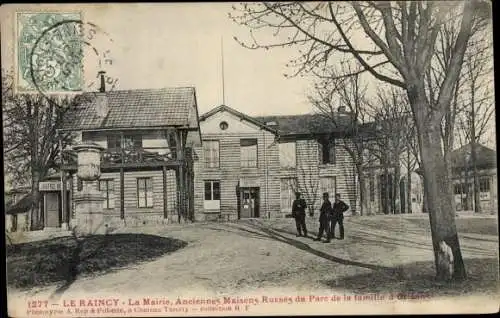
[292,192,349,242]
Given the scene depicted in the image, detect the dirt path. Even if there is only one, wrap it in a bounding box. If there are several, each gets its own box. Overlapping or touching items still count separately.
[7,216,499,301]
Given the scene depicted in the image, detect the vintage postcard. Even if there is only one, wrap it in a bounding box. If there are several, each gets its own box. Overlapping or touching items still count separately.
[2,2,498,317]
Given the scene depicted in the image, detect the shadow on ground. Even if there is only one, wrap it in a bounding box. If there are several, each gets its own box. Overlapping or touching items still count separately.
[214,220,398,274]
[321,257,499,297]
[214,220,498,297]
[7,234,187,290]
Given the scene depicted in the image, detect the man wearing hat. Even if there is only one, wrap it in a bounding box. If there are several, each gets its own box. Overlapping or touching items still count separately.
[314,192,333,242]
[292,192,308,237]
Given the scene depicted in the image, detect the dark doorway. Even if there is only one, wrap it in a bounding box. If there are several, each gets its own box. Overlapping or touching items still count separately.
[239,187,260,218]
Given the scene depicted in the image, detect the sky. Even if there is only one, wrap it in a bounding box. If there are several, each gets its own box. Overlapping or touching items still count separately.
[1,3,313,116]
[1,3,496,148]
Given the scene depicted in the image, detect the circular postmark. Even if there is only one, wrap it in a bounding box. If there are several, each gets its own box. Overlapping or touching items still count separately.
[20,13,119,97]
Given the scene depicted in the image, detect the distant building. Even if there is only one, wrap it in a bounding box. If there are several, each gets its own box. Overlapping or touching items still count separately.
[451,143,497,213]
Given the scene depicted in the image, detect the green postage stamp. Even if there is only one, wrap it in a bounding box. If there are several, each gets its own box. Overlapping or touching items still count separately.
[16,11,84,93]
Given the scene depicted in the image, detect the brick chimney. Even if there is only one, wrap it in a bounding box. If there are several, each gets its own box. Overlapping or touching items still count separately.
[95,71,109,118]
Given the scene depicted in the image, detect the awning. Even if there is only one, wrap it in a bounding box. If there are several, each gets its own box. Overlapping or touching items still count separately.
[239,177,261,188]
[6,193,33,215]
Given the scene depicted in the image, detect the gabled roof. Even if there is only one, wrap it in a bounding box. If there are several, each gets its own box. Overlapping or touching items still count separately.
[451,142,497,170]
[60,87,198,130]
[199,104,277,133]
[199,104,360,138]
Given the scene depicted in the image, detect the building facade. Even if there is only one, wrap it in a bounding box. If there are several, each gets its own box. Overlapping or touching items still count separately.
[451,143,497,213]
[192,104,408,221]
[45,83,201,231]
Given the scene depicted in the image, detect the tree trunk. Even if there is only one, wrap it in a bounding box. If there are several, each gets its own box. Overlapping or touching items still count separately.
[394,157,401,214]
[30,171,42,231]
[407,155,412,214]
[471,142,481,213]
[419,122,467,281]
[463,156,471,210]
[383,165,390,214]
[357,165,368,216]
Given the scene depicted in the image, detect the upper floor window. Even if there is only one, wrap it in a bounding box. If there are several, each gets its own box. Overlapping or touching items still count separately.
[203,140,220,168]
[279,142,296,168]
[107,134,142,150]
[241,139,258,168]
[318,138,336,165]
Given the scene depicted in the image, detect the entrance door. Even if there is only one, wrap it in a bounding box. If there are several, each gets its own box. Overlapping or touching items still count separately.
[45,192,61,228]
[240,187,260,218]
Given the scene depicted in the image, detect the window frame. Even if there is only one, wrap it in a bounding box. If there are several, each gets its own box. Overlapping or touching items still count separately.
[98,179,115,209]
[279,141,297,168]
[203,140,220,168]
[136,177,154,208]
[107,133,143,151]
[320,176,337,198]
[319,138,336,165]
[479,178,490,193]
[203,180,221,210]
[240,138,258,168]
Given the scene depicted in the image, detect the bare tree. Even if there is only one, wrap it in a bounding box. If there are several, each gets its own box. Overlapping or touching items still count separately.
[365,87,413,215]
[231,1,492,281]
[454,36,494,213]
[308,67,372,215]
[2,69,77,230]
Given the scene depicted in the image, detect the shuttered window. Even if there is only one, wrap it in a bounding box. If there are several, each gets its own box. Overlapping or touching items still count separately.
[203,140,220,168]
[241,139,258,168]
[320,176,337,198]
[280,178,297,212]
[279,142,296,168]
[137,177,154,208]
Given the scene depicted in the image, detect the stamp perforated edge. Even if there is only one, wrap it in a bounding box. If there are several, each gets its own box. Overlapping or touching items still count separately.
[13,9,84,95]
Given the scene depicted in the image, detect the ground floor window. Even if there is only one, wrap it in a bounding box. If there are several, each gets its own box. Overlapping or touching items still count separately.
[99,179,115,209]
[137,177,154,208]
[280,178,297,212]
[320,176,336,198]
[204,180,220,210]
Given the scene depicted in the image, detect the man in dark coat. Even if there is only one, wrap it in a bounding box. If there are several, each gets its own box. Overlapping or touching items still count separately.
[292,192,307,237]
[331,193,349,240]
[314,192,332,242]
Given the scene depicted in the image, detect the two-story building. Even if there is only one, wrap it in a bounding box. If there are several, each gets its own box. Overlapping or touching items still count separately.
[451,142,497,213]
[193,104,367,221]
[50,79,202,230]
